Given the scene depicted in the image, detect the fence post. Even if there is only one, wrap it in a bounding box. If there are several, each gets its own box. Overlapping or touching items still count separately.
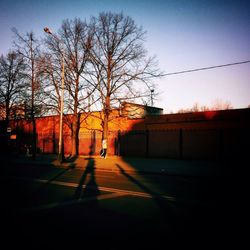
[146,129,149,157]
[179,128,183,159]
[219,128,224,159]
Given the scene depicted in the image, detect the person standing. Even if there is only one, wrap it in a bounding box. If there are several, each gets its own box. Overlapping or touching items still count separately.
[100,138,107,158]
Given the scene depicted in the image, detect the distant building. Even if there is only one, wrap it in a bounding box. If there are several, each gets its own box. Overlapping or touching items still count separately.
[120,102,163,119]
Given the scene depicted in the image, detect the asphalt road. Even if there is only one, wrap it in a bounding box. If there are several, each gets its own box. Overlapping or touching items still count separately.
[1,162,230,249]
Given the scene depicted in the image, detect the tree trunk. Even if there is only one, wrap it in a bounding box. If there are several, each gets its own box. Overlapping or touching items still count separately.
[102,53,112,151]
[71,114,79,156]
[71,76,80,156]
[32,117,36,159]
[103,111,109,140]
[103,95,110,152]
[31,37,36,160]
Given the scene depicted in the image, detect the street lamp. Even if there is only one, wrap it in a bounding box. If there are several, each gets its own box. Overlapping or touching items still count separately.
[150,89,154,106]
[44,27,64,162]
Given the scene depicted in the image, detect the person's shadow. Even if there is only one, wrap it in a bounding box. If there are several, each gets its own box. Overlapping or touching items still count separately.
[74,157,100,200]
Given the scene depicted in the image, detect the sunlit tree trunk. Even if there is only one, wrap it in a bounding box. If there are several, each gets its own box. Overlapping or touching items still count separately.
[71,76,80,156]
[102,54,112,151]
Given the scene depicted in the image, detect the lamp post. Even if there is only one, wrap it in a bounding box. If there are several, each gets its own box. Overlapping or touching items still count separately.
[44,27,64,162]
[150,89,154,106]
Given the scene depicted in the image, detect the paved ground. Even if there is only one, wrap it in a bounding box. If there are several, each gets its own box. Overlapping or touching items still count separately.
[3,153,225,177]
[1,153,237,249]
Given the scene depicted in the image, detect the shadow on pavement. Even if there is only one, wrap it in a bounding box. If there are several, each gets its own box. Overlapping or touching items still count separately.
[1,154,236,249]
[115,163,173,213]
[74,157,100,200]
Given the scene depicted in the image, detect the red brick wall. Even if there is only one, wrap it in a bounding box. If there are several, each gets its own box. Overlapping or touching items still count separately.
[7,108,250,159]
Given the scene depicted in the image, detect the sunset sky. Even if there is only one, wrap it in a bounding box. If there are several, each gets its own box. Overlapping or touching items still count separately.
[1,0,250,113]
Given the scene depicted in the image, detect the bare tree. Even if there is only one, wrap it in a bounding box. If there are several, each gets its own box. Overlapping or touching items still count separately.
[44,18,94,156]
[0,51,26,125]
[37,53,62,115]
[210,99,233,110]
[89,12,161,151]
[12,29,42,159]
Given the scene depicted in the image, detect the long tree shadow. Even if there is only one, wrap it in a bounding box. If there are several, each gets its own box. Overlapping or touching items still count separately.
[116,159,223,243]
[114,162,217,242]
[74,157,100,200]
[25,166,76,209]
[115,163,175,225]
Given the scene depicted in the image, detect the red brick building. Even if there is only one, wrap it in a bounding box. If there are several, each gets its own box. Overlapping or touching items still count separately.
[4,106,250,159]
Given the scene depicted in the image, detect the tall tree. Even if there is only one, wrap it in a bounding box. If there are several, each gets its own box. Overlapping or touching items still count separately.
[89,12,161,152]
[12,29,42,159]
[44,18,94,156]
[37,52,63,116]
[0,51,26,124]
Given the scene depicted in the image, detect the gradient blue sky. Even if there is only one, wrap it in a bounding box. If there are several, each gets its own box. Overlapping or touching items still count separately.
[1,0,250,113]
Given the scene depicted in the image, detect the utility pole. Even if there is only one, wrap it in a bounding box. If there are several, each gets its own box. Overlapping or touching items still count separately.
[44,27,64,162]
